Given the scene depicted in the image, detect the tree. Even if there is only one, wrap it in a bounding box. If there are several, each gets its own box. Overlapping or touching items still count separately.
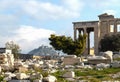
[99,34,120,52]
[74,34,87,55]
[49,34,86,56]
[5,41,21,59]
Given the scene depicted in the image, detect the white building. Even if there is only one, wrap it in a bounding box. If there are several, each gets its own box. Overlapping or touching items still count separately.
[0,48,14,67]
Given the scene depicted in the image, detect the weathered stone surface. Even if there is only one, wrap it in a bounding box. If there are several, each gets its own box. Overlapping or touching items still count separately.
[3,72,16,81]
[4,72,16,79]
[96,63,110,69]
[84,65,93,69]
[87,56,111,64]
[111,61,120,68]
[4,76,12,81]
[18,66,28,73]
[65,78,75,82]
[16,73,29,80]
[88,56,107,60]
[34,63,40,68]
[33,79,42,82]
[50,69,58,73]
[103,51,113,60]
[30,73,43,80]
[0,66,1,72]
[4,72,12,77]
[63,71,75,78]
[112,72,120,79]
[9,80,30,82]
[42,75,57,82]
[46,63,53,68]
[64,65,74,69]
[113,54,120,59]
[63,56,81,65]
[14,61,23,69]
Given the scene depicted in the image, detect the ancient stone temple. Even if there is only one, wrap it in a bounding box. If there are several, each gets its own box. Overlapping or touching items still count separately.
[73,13,120,55]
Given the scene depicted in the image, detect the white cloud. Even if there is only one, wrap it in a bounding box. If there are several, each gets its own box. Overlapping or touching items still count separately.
[14,25,55,41]
[0,14,18,25]
[103,0,120,7]
[62,0,83,11]
[90,0,120,8]
[14,25,55,52]
[0,0,84,20]
[0,0,83,52]
[0,0,84,52]
[21,0,84,19]
[0,25,55,53]
[103,10,116,15]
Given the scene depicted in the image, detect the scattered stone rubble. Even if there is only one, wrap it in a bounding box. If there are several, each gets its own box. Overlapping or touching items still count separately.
[87,51,113,65]
[113,54,120,59]
[111,61,120,68]
[63,71,75,78]
[42,75,57,82]
[1,51,120,82]
[112,72,120,79]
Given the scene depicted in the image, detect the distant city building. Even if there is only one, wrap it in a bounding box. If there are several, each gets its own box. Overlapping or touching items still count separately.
[32,55,41,60]
[19,53,32,60]
[0,48,12,54]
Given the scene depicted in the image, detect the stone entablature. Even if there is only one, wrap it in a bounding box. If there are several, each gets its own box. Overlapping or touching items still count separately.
[73,13,120,55]
[74,21,99,28]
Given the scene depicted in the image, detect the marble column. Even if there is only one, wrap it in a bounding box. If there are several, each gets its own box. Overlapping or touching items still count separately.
[87,31,90,55]
[114,21,117,32]
[74,27,77,40]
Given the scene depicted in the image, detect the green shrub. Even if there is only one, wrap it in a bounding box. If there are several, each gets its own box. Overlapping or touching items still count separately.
[42,71,49,77]
[88,77,101,82]
[95,75,105,79]
[113,58,120,61]
[0,76,4,82]
[51,70,68,82]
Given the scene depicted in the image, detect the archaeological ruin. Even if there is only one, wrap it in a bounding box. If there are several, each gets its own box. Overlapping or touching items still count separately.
[73,13,120,55]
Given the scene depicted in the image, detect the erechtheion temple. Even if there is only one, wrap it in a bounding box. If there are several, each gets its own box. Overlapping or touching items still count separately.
[73,13,120,55]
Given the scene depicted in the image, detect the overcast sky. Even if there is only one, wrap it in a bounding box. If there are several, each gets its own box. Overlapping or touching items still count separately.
[0,0,120,53]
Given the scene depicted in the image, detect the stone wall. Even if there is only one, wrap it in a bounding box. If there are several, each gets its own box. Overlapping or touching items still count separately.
[88,59,111,65]
[63,57,81,65]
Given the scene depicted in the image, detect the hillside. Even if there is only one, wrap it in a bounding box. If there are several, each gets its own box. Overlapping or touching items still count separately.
[28,45,58,56]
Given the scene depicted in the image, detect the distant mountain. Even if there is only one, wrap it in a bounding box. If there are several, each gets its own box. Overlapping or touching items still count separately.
[28,45,58,56]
